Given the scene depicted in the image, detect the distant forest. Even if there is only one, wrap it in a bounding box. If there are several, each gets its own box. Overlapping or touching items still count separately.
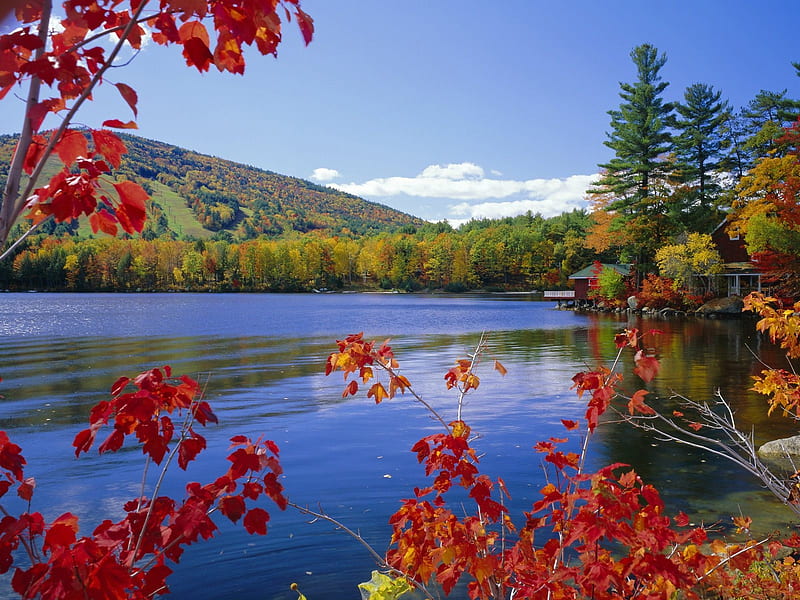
[0,211,594,292]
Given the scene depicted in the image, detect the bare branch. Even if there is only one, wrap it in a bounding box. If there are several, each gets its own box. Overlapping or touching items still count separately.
[288,502,436,600]
[617,389,800,518]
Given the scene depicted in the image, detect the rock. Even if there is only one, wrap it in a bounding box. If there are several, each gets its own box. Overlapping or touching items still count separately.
[758,435,800,463]
[696,295,744,315]
[627,295,638,310]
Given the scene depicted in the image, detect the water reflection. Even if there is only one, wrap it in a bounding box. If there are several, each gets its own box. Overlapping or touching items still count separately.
[584,312,799,535]
[1,294,797,598]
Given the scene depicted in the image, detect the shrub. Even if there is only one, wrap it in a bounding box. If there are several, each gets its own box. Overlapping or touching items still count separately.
[636,273,686,309]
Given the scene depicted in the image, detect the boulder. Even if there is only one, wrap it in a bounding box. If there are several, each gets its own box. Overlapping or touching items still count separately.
[696,295,744,315]
[758,435,800,462]
[627,295,638,310]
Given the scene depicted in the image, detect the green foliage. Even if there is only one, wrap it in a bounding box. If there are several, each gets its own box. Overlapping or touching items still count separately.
[672,83,730,231]
[594,266,626,302]
[745,213,800,255]
[741,89,800,159]
[592,44,673,211]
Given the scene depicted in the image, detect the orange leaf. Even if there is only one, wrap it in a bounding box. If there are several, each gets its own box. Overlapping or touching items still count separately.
[22,134,46,174]
[89,208,118,235]
[183,37,213,71]
[164,0,208,20]
[367,382,388,404]
[101,119,138,129]
[178,20,209,44]
[114,82,138,117]
[295,7,314,45]
[43,513,79,552]
[494,360,507,376]
[243,507,270,535]
[732,515,752,533]
[627,389,654,415]
[54,129,88,166]
[561,419,579,431]
[91,129,127,168]
[618,469,637,488]
[633,350,660,383]
[342,380,358,398]
[113,180,148,233]
[17,477,35,501]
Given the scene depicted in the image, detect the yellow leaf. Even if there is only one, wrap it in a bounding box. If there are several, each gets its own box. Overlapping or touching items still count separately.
[357,570,412,600]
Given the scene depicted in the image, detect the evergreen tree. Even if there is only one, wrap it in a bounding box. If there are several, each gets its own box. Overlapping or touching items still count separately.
[590,44,677,273]
[741,89,800,159]
[592,44,674,215]
[672,83,730,231]
[718,108,752,180]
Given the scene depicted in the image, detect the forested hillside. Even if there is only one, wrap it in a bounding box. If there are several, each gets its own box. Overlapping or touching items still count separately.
[0,133,423,240]
[0,211,595,292]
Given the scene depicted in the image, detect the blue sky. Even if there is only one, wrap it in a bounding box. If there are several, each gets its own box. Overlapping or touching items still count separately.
[2,1,799,224]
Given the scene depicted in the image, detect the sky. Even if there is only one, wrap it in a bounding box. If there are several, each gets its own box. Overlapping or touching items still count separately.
[2,1,800,225]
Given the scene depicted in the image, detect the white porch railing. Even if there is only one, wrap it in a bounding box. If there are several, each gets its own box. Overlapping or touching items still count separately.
[543,290,575,299]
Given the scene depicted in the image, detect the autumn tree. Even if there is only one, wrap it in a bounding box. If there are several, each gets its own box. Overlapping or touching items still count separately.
[585,189,632,262]
[0,0,313,260]
[730,119,800,296]
[655,232,722,294]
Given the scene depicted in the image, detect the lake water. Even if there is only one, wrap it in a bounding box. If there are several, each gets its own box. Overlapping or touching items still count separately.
[0,292,796,599]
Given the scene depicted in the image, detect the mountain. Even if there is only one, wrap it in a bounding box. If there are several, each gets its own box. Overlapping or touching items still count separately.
[0,132,424,240]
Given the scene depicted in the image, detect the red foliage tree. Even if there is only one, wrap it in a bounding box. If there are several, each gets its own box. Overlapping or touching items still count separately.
[0,0,313,256]
[0,367,287,598]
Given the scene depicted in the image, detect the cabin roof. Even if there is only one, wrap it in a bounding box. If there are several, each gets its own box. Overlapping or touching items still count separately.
[568,263,631,279]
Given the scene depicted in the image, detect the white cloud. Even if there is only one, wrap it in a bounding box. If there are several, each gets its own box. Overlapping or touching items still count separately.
[310,167,340,182]
[330,163,599,221]
[420,162,484,180]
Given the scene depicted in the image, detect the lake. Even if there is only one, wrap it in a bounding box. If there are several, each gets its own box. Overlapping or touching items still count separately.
[0,292,796,599]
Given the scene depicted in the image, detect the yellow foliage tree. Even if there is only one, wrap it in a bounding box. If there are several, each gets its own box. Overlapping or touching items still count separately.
[655,233,722,293]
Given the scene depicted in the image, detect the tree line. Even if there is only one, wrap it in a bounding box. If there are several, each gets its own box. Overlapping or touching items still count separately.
[1,212,595,292]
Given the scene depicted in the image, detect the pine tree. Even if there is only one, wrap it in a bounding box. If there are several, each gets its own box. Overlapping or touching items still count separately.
[592,44,674,216]
[672,83,730,231]
[590,44,676,272]
[719,108,752,180]
[741,89,800,159]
